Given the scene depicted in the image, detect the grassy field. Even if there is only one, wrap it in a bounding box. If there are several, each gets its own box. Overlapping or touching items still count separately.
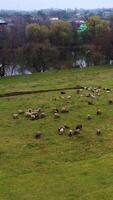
[0,66,113,199]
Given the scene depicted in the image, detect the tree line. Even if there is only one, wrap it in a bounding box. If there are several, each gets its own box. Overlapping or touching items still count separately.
[0,16,113,75]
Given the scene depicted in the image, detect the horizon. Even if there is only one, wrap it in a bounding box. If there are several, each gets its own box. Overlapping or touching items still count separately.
[0,0,113,11]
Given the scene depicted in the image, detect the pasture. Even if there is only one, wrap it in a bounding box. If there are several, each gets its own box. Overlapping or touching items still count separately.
[0,66,113,199]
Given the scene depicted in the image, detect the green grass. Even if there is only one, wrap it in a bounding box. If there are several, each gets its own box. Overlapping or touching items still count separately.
[1,66,113,93]
[0,66,113,199]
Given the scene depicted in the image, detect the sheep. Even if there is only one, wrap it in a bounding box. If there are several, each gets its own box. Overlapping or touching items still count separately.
[73,128,81,135]
[86,94,90,97]
[60,96,65,99]
[52,97,57,101]
[53,108,60,113]
[30,114,36,120]
[87,114,92,120]
[77,89,80,94]
[35,132,42,139]
[90,94,96,99]
[67,96,72,99]
[39,112,46,119]
[64,125,70,129]
[97,109,102,115]
[13,113,19,119]
[25,111,32,118]
[61,106,69,113]
[28,108,32,113]
[104,88,111,92]
[75,124,83,130]
[61,91,66,94]
[96,129,101,135]
[37,108,42,114]
[54,113,60,119]
[58,126,65,135]
[109,100,113,105]
[68,130,73,137]
[18,110,24,115]
[88,101,94,105]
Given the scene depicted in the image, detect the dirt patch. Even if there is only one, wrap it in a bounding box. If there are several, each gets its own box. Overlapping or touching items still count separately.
[0,86,84,98]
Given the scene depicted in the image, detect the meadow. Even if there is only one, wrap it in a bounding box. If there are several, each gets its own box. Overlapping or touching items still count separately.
[0,66,113,199]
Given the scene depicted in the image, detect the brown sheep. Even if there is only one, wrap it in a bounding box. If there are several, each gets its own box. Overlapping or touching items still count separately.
[35,132,42,139]
[77,89,80,94]
[97,109,102,115]
[88,101,94,105]
[18,110,24,115]
[13,114,19,119]
[109,100,113,105]
[73,128,81,136]
[96,129,101,135]
[87,114,92,120]
[61,91,66,94]
[40,113,46,119]
[68,130,73,137]
[75,124,83,130]
[28,108,32,113]
[64,125,70,129]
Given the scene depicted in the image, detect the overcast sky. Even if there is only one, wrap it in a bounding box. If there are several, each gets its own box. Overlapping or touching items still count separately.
[0,0,113,10]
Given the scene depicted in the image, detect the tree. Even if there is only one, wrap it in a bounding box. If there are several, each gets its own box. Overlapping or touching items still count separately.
[50,20,72,46]
[24,42,59,72]
[26,23,49,43]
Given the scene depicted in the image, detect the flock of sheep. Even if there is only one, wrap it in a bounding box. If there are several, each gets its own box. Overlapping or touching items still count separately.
[12,85,113,140]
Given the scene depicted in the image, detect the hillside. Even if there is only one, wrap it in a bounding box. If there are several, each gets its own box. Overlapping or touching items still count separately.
[0,66,113,200]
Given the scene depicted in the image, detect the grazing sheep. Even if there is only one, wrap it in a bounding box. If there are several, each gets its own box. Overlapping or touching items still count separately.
[87,114,92,120]
[52,97,57,101]
[54,113,60,118]
[40,112,46,119]
[30,115,36,120]
[61,106,69,113]
[88,101,94,105]
[67,96,72,99]
[25,111,32,118]
[37,108,42,113]
[28,108,32,113]
[61,91,66,94]
[53,108,60,113]
[58,126,65,135]
[104,88,111,92]
[68,130,73,137]
[18,110,24,115]
[97,109,102,115]
[77,89,80,94]
[109,100,113,105]
[60,96,65,99]
[90,94,96,98]
[96,129,101,135]
[73,128,81,135]
[86,94,91,98]
[75,124,83,130]
[35,132,42,139]
[13,114,19,119]
[64,125,70,129]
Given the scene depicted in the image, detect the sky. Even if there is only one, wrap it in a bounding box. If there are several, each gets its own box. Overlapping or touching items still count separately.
[0,0,113,10]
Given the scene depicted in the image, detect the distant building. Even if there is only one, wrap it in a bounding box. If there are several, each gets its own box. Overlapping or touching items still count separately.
[50,17,59,21]
[0,18,7,25]
[103,11,112,18]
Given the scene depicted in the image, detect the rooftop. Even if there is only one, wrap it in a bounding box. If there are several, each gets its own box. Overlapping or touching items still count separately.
[0,18,7,25]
